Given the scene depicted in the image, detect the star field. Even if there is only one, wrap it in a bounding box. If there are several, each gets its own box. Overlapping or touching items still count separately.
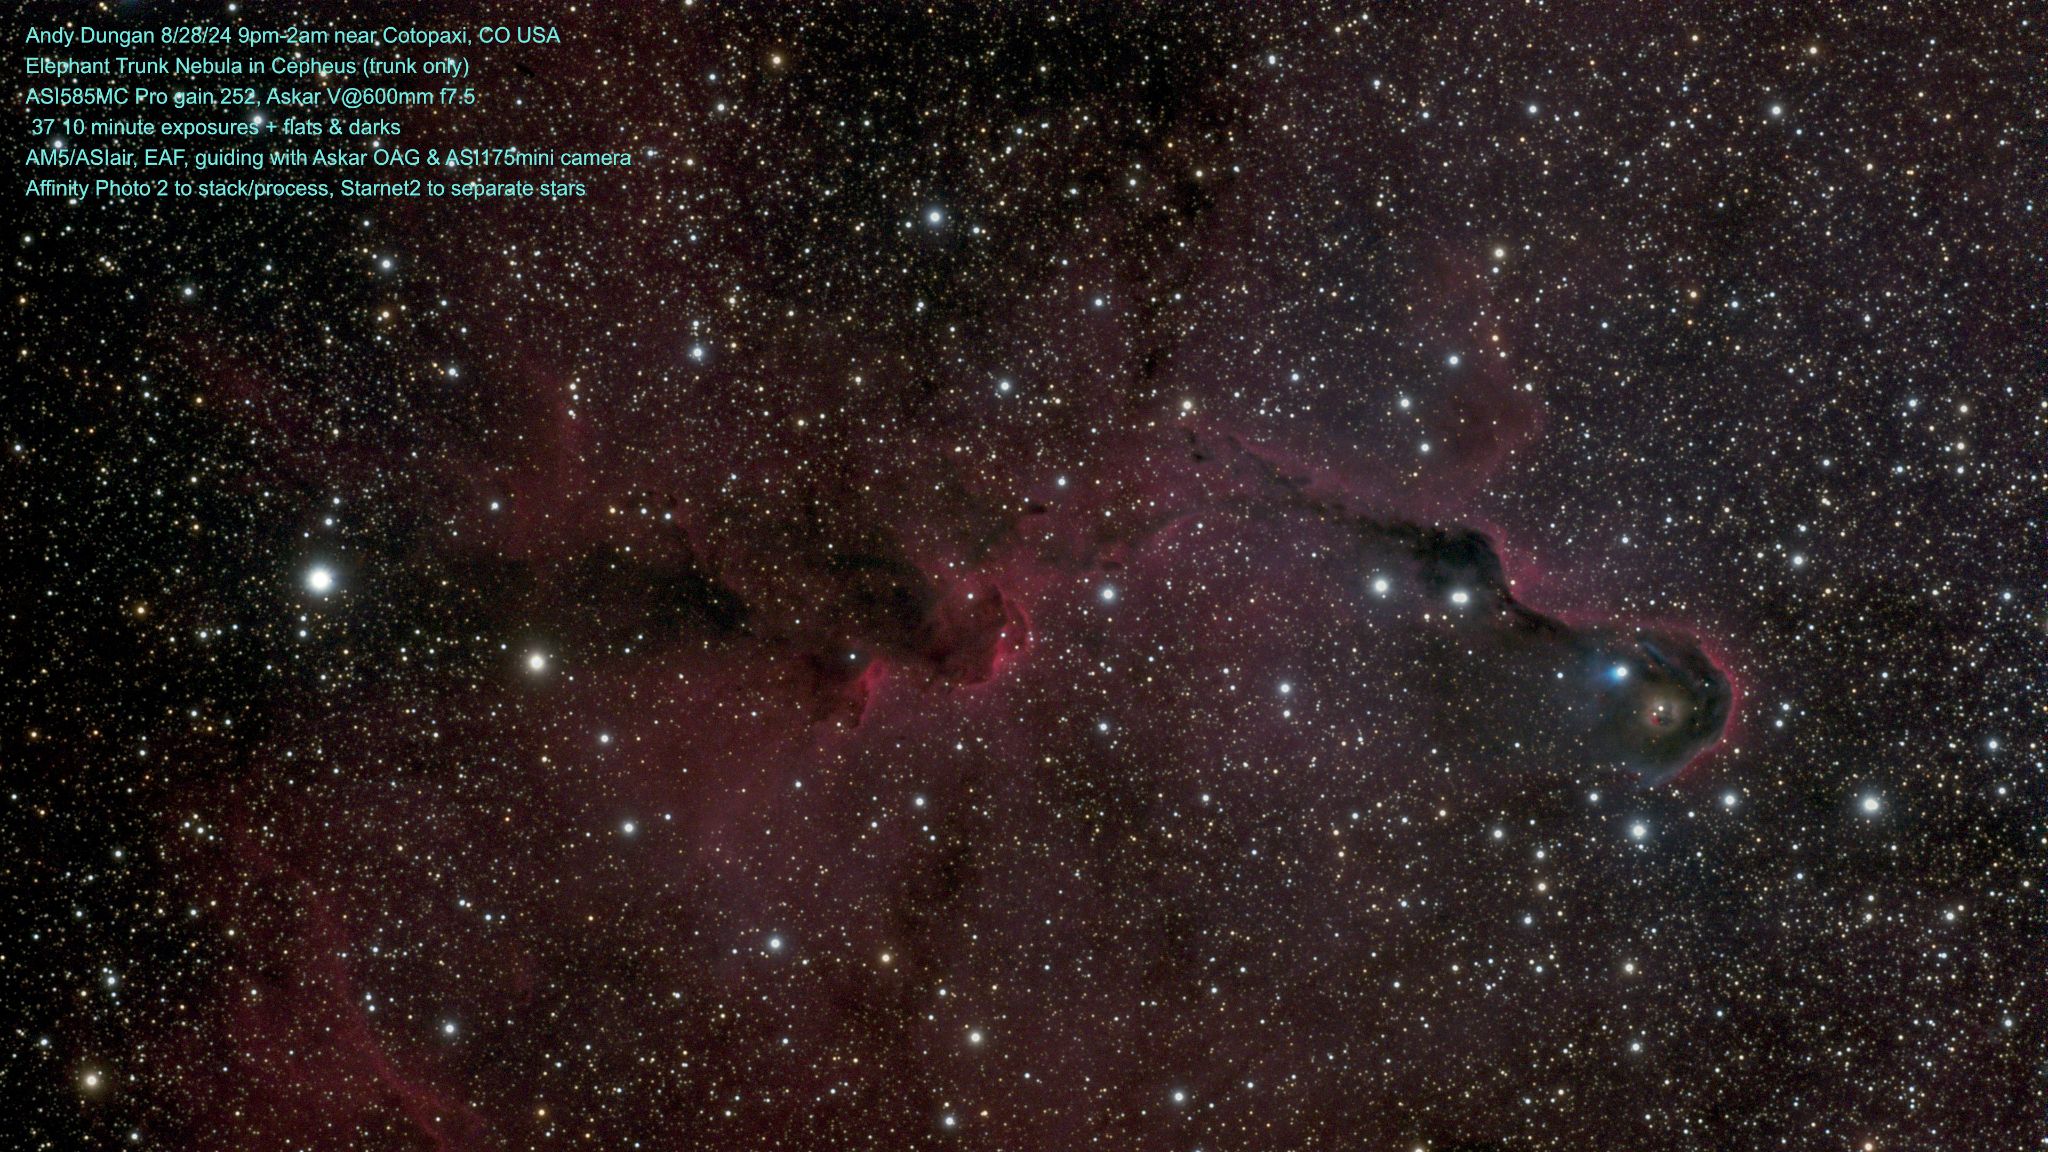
[8,3,2043,1150]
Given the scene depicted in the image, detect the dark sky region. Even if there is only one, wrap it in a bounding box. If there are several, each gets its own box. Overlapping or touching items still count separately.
[8,3,2042,1150]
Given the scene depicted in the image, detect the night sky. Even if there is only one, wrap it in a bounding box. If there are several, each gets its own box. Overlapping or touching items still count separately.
[11,3,2044,1149]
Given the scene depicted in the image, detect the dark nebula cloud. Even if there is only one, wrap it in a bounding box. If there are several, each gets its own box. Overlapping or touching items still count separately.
[106,389,1740,1146]
[1170,431,1733,786]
